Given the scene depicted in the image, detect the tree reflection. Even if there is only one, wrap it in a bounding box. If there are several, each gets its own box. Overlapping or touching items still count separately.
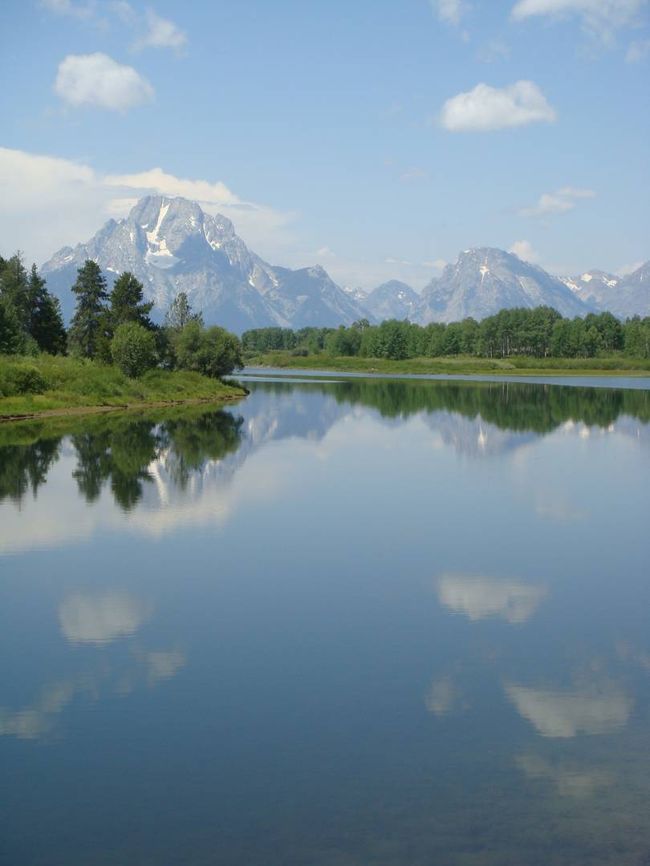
[251,378,650,432]
[0,408,243,510]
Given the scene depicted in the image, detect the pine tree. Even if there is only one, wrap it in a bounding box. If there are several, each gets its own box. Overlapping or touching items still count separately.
[27,265,67,354]
[109,272,154,330]
[0,253,30,331]
[68,260,109,359]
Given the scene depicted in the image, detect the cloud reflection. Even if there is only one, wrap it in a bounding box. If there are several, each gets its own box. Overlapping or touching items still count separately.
[505,681,633,738]
[516,753,614,798]
[58,592,147,645]
[437,575,547,624]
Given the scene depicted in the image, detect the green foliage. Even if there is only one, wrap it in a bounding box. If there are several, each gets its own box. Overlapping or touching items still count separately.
[27,265,67,354]
[0,363,47,397]
[242,307,649,362]
[68,260,109,359]
[0,353,246,417]
[110,322,158,378]
[109,272,154,330]
[0,408,243,509]
[0,297,26,354]
[0,254,66,355]
[174,321,243,378]
[164,291,203,330]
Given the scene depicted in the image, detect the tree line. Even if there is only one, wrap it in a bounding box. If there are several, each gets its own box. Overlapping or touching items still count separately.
[242,307,650,360]
[0,253,243,379]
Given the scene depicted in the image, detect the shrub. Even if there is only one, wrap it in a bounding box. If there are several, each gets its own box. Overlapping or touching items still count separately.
[174,322,243,378]
[110,323,157,378]
[0,364,48,397]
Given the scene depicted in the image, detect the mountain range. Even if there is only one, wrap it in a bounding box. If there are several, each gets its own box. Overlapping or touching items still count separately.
[41,195,648,332]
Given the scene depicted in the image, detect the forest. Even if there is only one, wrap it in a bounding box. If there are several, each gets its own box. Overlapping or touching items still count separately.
[242,308,650,361]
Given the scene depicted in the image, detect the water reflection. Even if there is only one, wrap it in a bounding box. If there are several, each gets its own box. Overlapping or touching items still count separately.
[515,754,615,799]
[505,680,634,738]
[58,591,148,645]
[0,377,648,864]
[437,574,547,624]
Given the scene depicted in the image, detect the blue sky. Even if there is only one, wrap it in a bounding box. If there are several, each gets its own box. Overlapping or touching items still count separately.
[0,0,648,289]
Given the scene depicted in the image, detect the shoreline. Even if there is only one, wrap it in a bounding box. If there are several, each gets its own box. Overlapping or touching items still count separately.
[0,391,246,424]
[244,354,650,379]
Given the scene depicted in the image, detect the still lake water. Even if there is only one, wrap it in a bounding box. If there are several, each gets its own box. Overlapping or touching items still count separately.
[1,376,649,866]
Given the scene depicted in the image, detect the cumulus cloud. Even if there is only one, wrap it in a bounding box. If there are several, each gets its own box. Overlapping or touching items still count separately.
[133,8,187,51]
[433,0,467,26]
[55,52,154,111]
[0,147,294,267]
[58,591,147,644]
[440,80,556,131]
[509,239,540,262]
[505,681,633,737]
[511,0,648,42]
[520,186,596,218]
[437,575,547,623]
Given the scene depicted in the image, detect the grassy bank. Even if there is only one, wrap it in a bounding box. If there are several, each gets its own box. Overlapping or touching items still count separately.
[245,352,650,377]
[0,354,246,420]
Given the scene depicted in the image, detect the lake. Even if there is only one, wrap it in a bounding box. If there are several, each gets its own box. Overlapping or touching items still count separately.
[1,375,649,866]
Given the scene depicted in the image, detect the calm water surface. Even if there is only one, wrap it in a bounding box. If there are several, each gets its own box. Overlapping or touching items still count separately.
[1,377,649,865]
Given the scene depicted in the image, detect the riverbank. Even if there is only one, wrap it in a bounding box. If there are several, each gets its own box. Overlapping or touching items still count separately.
[0,354,246,421]
[245,352,650,377]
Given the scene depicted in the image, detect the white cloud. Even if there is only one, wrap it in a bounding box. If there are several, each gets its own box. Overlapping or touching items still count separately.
[440,80,556,132]
[509,239,540,262]
[505,680,633,737]
[437,575,547,623]
[55,52,154,111]
[104,166,239,205]
[41,0,95,19]
[433,0,467,26]
[58,591,147,644]
[133,8,187,51]
[0,147,294,266]
[626,37,650,61]
[511,0,648,42]
[520,186,596,217]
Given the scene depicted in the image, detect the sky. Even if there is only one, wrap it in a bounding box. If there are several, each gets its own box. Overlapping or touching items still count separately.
[0,0,648,290]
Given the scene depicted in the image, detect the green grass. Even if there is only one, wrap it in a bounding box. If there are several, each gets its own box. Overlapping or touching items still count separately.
[0,354,246,419]
[244,351,650,377]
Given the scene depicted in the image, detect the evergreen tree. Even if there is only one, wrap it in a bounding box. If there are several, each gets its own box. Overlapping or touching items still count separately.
[0,253,30,331]
[68,260,109,359]
[27,265,67,354]
[109,272,155,330]
[0,297,25,354]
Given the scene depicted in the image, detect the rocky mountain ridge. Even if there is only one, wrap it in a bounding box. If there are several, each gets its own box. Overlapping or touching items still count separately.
[41,195,648,330]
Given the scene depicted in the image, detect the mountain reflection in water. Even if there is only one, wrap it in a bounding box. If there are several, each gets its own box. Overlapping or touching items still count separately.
[0,377,649,866]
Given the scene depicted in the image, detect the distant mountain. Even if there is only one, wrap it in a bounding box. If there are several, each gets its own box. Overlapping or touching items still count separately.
[41,196,368,333]
[41,200,647,330]
[260,265,368,327]
[342,285,369,306]
[561,265,649,319]
[560,270,620,307]
[364,280,420,322]
[418,248,591,324]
